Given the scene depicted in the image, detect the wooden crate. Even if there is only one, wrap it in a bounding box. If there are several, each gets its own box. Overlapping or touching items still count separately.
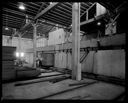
[42,53,54,66]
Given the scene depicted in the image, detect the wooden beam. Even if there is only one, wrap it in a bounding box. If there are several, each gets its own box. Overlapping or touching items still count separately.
[34,3,58,20]
[25,33,126,53]
[17,32,22,52]
[20,22,32,32]
[33,24,37,68]
[80,14,105,26]
[72,3,81,80]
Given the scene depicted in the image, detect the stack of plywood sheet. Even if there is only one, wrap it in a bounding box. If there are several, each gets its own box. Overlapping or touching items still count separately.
[93,50,125,79]
[48,29,66,45]
[54,52,70,69]
[37,38,48,47]
[2,46,16,81]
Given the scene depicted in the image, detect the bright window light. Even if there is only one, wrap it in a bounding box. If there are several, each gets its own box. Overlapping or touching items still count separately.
[16,52,20,57]
[20,52,24,57]
[19,3,25,10]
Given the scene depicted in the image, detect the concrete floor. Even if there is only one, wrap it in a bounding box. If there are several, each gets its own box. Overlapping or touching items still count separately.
[2,77,125,100]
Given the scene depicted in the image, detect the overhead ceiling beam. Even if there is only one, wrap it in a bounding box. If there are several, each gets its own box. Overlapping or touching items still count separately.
[2,14,24,21]
[3,24,20,29]
[80,14,105,26]
[34,2,59,20]
[3,20,22,25]
[3,17,23,22]
[57,6,72,13]
[43,15,70,26]
[43,17,69,27]
[30,2,41,7]
[54,8,71,17]
[36,2,45,14]
[50,10,71,19]
[47,12,71,22]
[3,8,34,19]
[37,19,67,29]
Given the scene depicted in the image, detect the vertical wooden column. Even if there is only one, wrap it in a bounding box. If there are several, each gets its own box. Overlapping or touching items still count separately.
[18,32,22,52]
[33,24,37,68]
[72,3,81,80]
[86,10,88,21]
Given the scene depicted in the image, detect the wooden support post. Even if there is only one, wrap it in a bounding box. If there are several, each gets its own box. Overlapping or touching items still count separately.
[86,10,88,21]
[72,3,81,80]
[17,32,22,52]
[33,24,37,68]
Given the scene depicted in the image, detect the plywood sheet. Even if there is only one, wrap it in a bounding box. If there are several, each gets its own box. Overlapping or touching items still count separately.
[93,50,125,79]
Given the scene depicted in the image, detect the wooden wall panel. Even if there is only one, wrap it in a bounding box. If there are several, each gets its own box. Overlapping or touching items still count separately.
[93,50,125,79]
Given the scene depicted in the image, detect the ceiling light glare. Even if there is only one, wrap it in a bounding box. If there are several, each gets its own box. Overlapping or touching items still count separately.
[97,22,101,26]
[50,2,53,4]
[5,27,9,30]
[19,3,25,10]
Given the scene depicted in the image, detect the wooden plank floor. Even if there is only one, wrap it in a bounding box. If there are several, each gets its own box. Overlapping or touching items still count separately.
[45,82,125,100]
[2,77,125,100]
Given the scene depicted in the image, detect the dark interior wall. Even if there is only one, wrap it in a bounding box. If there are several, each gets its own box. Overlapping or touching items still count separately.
[80,19,106,40]
[117,9,128,33]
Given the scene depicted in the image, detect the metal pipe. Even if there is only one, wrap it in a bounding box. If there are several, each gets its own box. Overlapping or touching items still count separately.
[3,24,20,29]
[36,2,45,14]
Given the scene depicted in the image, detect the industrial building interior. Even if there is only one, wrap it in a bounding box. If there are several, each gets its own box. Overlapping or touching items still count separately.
[2,1,127,100]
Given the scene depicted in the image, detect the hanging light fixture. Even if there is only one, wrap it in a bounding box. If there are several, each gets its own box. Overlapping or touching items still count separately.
[5,13,9,30]
[97,22,101,26]
[5,27,9,30]
[50,2,53,5]
[19,2,26,10]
